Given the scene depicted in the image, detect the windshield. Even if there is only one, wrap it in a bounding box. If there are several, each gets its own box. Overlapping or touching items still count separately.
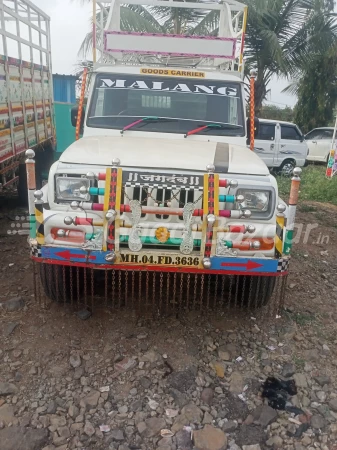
[87,73,245,137]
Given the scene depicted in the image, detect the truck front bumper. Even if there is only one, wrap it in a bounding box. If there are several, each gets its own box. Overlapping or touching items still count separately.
[31,243,289,277]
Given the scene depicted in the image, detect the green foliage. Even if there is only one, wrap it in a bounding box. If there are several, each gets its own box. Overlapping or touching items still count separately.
[277,165,337,205]
[293,51,337,134]
[244,0,337,113]
[259,105,294,122]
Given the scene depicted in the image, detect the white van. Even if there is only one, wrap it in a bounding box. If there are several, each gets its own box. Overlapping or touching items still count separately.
[253,119,308,175]
[305,127,334,163]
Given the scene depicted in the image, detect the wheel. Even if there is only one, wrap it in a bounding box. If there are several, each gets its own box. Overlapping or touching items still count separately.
[237,275,276,307]
[278,159,296,176]
[40,263,83,303]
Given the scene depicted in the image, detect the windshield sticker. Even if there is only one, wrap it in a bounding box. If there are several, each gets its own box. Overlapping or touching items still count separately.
[123,171,203,190]
[99,77,238,97]
[140,68,205,78]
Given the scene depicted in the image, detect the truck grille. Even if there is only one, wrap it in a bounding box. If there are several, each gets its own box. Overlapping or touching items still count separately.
[122,185,203,222]
[117,170,204,252]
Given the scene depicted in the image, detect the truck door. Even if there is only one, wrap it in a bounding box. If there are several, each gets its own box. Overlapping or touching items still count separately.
[254,122,277,167]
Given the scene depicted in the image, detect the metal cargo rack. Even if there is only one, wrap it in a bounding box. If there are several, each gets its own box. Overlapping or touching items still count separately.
[0,0,54,191]
[93,0,247,76]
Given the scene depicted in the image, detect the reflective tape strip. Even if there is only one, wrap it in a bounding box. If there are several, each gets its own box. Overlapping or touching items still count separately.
[103,168,112,251]
[275,215,284,258]
[203,173,219,258]
[115,168,122,211]
[114,168,123,253]
[35,201,44,245]
[107,168,119,251]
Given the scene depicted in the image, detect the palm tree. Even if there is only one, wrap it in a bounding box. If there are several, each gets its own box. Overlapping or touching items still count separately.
[75,0,337,114]
[244,0,337,113]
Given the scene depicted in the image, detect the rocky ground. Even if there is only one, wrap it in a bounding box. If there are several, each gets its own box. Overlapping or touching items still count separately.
[0,199,337,450]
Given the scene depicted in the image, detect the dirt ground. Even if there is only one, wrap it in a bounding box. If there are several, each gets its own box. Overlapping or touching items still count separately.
[0,197,337,450]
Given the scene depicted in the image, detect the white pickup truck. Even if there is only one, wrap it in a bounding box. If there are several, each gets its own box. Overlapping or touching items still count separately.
[29,0,296,310]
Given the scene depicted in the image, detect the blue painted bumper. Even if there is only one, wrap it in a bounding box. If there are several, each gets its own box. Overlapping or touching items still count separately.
[35,246,289,274]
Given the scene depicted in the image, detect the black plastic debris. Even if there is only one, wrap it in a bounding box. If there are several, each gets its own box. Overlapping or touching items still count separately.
[262,377,298,410]
[285,405,304,415]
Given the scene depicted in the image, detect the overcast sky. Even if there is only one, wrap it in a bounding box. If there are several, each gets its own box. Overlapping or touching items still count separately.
[33,0,296,107]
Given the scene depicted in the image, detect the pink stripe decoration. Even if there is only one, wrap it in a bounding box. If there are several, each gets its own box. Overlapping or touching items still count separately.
[219,210,232,218]
[92,203,104,211]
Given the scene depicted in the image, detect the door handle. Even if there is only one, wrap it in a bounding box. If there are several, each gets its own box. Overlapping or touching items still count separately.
[312,140,317,144]
[281,144,286,148]
[270,144,275,150]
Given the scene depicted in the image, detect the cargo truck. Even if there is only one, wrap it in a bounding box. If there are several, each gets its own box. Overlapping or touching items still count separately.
[28,0,301,310]
[0,0,55,201]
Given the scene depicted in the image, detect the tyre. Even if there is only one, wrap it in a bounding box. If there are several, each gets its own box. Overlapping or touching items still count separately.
[278,159,296,176]
[237,275,276,307]
[40,263,83,303]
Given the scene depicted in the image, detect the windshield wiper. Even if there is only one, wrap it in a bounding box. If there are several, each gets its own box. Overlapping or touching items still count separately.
[184,123,243,138]
[121,116,178,134]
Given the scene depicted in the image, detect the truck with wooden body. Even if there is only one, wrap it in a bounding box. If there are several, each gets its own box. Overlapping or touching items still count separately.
[28,0,300,310]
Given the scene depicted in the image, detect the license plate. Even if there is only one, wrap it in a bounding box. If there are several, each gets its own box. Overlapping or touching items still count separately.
[120,253,200,267]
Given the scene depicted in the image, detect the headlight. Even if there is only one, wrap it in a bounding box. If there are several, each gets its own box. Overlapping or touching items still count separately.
[55,176,90,202]
[237,189,270,212]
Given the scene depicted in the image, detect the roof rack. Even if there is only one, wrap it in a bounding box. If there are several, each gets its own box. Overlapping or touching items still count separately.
[93,0,247,77]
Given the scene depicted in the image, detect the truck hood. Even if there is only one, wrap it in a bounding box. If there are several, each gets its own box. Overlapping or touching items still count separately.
[59,136,269,175]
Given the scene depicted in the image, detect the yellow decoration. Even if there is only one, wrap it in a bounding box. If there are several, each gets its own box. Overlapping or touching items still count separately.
[140,68,205,78]
[155,227,170,243]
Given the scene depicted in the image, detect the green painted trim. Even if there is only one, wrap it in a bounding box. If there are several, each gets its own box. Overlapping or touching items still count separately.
[29,215,36,238]
[119,235,201,246]
[85,233,97,240]
[219,195,235,203]
[283,229,294,255]
[89,187,105,196]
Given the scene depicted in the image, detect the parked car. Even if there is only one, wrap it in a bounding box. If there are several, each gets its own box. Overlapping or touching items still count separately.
[305,127,334,163]
[253,119,308,175]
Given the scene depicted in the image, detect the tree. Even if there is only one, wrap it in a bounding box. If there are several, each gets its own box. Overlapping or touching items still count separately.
[293,50,337,133]
[75,0,337,116]
[244,0,337,114]
[259,104,294,122]
[286,1,337,132]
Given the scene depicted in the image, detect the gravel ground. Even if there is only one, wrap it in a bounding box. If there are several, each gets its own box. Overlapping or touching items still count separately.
[0,200,337,450]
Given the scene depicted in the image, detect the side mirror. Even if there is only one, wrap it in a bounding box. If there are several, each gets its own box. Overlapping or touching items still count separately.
[247,117,260,144]
[71,106,85,128]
